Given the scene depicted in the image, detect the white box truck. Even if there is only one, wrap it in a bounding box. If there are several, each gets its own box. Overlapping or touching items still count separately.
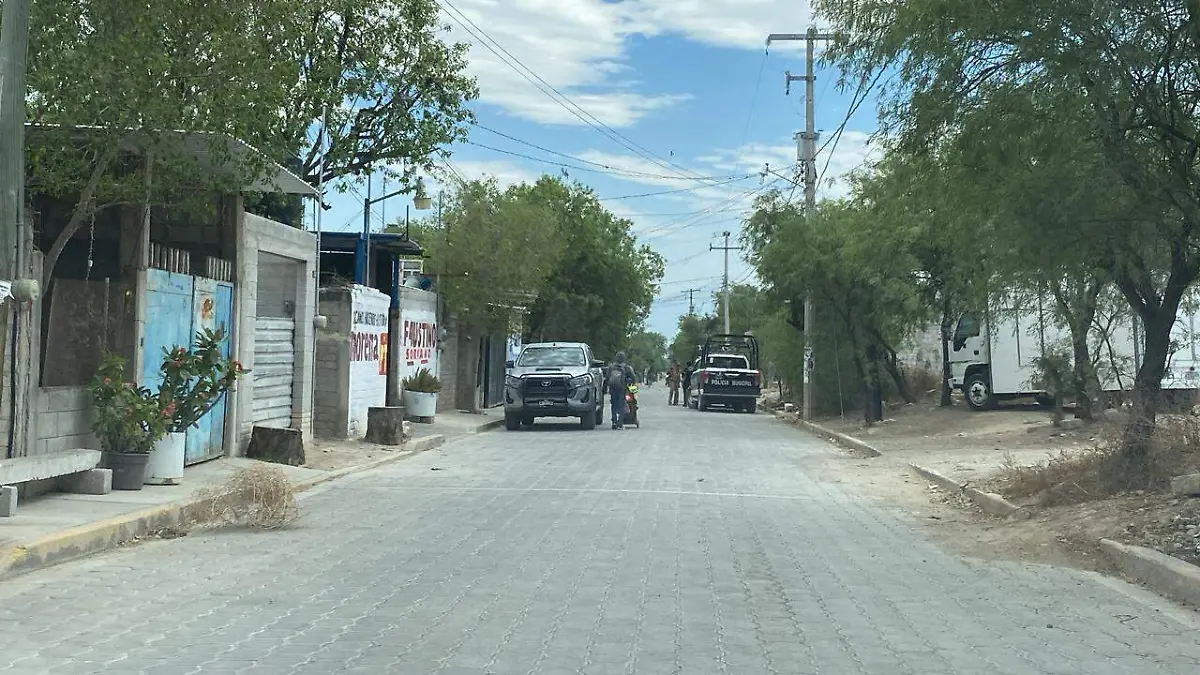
[949,293,1076,410]
[949,292,1200,411]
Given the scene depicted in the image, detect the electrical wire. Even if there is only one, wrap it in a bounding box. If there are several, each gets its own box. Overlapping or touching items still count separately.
[437,0,715,183]
[598,175,754,201]
[463,140,745,182]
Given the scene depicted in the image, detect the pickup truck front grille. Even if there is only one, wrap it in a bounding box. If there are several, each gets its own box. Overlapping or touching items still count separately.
[523,375,570,398]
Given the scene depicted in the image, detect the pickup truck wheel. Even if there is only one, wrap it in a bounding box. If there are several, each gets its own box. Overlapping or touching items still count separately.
[594,407,604,426]
[580,412,596,430]
[745,402,756,414]
[521,414,535,427]
[698,395,709,411]
[504,413,521,430]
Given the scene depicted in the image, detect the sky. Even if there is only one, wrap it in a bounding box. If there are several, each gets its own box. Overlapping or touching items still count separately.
[319,0,882,340]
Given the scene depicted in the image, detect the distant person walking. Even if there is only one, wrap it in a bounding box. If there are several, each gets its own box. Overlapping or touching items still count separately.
[666,361,681,405]
[682,361,695,407]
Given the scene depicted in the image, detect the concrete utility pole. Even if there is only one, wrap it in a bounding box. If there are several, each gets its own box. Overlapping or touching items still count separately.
[767,28,834,421]
[0,0,31,284]
[682,288,701,316]
[710,232,741,334]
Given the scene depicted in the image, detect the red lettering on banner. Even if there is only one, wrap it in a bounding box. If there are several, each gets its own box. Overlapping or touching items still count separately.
[349,331,386,363]
[402,319,438,365]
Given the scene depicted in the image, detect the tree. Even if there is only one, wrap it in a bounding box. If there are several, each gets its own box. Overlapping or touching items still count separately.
[518,177,665,355]
[670,313,717,366]
[624,331,668,381]
[815,0,1200,463]
[288,0,477,190]
[404,178,563,334]
[23,0,302,284]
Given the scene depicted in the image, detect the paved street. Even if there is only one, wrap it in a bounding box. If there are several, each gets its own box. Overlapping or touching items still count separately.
[2,390,1199,675]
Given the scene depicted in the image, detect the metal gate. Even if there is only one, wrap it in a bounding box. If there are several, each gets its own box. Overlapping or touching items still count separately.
[142,268,234,465]
[252,317,295,427]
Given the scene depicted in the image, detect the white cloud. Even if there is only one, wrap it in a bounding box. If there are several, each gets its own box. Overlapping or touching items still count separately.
[442,0,816,127]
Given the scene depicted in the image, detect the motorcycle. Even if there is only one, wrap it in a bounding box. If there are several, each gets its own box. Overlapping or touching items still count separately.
[624,384,640,428]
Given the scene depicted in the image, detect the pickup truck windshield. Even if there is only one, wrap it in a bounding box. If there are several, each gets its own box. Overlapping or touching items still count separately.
[708,355,750,369]
[517,346,586,367]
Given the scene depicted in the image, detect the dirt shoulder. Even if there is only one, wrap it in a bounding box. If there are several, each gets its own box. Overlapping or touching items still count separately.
[780,397,1200,573]
[303,437,410,472]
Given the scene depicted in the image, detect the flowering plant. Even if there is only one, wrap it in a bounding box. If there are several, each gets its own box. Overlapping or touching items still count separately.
[157,327,248,433]
[89,353,169,453]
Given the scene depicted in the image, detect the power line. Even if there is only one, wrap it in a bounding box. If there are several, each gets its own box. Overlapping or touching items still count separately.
[437,0,715,183]
[816,68,888,187]
[463,140,744,182]
[598,175,753,201]
[640,175,785,243]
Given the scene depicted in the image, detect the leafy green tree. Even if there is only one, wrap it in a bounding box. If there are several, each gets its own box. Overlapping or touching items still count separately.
[23,0,303,283]
[289,0,478,190]
[402,179,563,334]
[745,192,926,421]
[815,0,1200,462]
[670,313,717,366]
[624,331,668,380]
[518,177,665,355]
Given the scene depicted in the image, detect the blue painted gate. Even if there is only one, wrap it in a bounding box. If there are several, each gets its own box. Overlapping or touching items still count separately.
[142,268,235,465]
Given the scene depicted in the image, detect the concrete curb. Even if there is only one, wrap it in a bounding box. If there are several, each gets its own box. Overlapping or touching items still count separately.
[909,463,1029,519]
[772,411,882,457]
[0,434,447,581]
[1099,538,1200,607]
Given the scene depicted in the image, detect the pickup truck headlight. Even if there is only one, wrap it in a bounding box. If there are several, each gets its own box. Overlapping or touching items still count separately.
[568,374,592,388]
[505,375,523,388]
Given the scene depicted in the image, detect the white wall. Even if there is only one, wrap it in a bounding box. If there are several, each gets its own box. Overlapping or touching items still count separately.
[234,210,317,452]
[398,288,439,382]
[347,286,389,436]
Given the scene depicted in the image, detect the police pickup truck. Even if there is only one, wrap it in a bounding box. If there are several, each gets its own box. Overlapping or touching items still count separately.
[689,333,762,413]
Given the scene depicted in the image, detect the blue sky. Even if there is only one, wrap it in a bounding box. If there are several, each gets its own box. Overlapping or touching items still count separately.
[319,0,880,339]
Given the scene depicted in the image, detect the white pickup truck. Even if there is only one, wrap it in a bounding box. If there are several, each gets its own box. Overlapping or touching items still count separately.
[689,334,762,413]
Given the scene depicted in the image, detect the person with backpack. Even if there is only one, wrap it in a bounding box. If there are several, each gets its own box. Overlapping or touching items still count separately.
[606,351,636,429]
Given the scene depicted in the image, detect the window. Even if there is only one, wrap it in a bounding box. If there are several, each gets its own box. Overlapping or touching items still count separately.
[709,355,749,369]
[517,346,587,367]
[953,312,981,351]
[954,313,981,340]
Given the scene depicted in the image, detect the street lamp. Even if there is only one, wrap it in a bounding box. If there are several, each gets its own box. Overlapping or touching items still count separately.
[360,177,431,284]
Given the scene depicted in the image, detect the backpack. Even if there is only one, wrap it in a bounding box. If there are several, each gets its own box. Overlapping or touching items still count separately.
[607,364,628,390]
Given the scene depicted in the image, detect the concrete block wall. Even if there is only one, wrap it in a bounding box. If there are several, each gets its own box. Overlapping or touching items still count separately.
[437,314,459,413]
[34,386,95,455]
[234,211,317,453]
[313,287,352,438]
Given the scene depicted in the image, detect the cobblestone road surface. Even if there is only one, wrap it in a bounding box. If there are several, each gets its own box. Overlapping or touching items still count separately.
[2,391,1199,674]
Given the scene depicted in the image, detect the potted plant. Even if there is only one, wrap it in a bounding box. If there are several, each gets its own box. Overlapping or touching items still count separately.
[402,368,441,419]
[89,354,168,490]
[147,327,247,484]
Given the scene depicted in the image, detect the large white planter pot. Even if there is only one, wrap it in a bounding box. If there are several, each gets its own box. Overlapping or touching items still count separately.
[403,391,438,418]
[145,432,185,485]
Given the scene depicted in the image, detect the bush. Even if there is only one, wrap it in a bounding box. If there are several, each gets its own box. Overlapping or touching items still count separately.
[403,368,442,393]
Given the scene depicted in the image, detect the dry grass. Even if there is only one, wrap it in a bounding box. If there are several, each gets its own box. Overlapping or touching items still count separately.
[904,367,942,401]
[994,415,1200,507]
[192,464,299,529]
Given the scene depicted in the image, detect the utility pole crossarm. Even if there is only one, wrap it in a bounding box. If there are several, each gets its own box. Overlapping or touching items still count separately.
[766,31,836,46]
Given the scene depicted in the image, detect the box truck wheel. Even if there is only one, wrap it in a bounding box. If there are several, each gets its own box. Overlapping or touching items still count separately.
[964,372,995,411]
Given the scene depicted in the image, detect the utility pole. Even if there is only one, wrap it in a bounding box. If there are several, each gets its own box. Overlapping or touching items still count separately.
[0,0,31,284]
[681,288,701,316]
[767,27,834,421]
[710,231,741,334]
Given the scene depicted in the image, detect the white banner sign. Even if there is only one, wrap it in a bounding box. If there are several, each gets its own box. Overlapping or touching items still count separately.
[347,286,390,436]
